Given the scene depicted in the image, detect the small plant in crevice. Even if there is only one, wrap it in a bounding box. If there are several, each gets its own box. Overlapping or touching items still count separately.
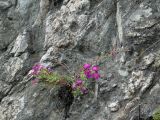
[71,63,100,97]
[28,63,101,119]
[27,47,130,119]
[28,63,72,85]
[28,63,100,96]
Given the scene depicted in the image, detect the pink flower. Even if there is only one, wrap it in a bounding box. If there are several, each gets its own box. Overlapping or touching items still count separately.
[92,73,100,80]
[72,83,77,90]
[47,67,53,73]
[92,66,99,72]
[83,63,91,69]
[32,63,44,71]
[29,63,45,75]
[80,87,88,94]
[76,79,83,86]
[84,69,92,78]
[47,67,52,71]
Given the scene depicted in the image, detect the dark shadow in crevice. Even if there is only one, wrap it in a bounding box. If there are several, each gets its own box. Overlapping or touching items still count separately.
[58,84,74,120]
[1,46,8,52]
[49,0,64,11]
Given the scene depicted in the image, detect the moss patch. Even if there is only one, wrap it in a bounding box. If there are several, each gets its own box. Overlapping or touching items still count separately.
[153,108,160,120]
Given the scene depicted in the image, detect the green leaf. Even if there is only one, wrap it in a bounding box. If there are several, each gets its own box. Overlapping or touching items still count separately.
[80,71,86,81]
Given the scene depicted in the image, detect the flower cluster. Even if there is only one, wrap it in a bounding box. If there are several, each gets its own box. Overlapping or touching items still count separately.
[83,63,100,80]
[72,63,100,96]
[28,63,53,85]
[28,63,101,97]
[28,63,44,76]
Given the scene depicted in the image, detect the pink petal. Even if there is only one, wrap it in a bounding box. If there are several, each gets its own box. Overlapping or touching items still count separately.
[92,66,99,71]
[83,63,91,69]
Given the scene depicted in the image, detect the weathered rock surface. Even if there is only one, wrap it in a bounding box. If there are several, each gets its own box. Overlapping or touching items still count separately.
[108,101,120,112]
[0,0,160,120]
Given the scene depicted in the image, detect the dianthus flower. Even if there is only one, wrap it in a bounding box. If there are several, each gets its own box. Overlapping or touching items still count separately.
[72,83,77,90]
[76,79,83,86]
[84,70,92,78]
[92,72,100,80]
[83,63,91,69]
[80,87,88,94]
[29,63,45,75]
[47,67,53,73]
[92,65,99,72]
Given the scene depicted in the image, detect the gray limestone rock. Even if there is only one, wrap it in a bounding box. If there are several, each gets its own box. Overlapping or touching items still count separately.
[108,101,120,112]
[0,1,12,10]
[0,0,160,120]
[11,29,29,57]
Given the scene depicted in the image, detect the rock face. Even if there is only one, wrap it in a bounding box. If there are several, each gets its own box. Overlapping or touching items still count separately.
[0,0,160,120]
